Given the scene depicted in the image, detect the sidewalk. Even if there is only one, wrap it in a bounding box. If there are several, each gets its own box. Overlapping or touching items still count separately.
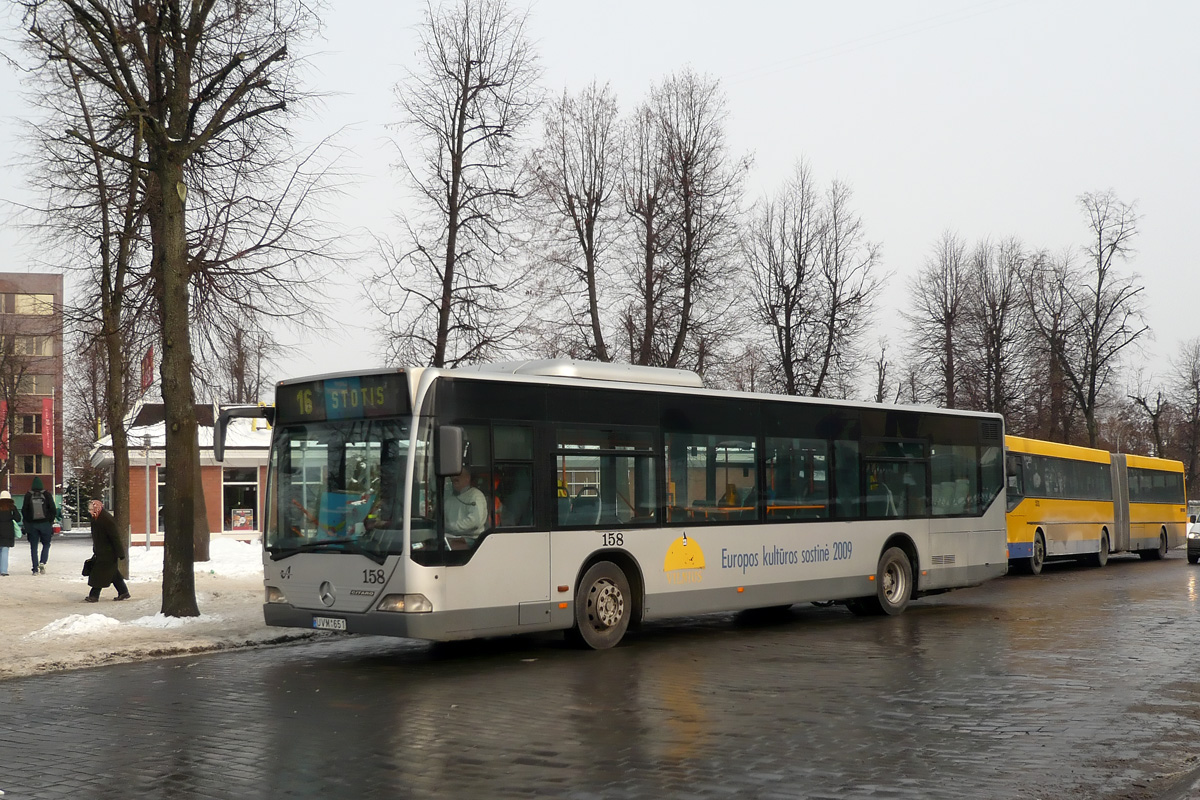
[0,538,319,680]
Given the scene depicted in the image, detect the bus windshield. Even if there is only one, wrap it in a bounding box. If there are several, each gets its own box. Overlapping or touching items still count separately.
[265,418,410,562]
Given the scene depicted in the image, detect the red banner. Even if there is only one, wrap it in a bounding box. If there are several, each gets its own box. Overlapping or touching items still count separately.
[0,400,7,462]
[42,397,53,457]
[141,346,154,392]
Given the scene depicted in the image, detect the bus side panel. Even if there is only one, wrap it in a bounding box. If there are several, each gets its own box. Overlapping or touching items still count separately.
[1128,502,1187,551]
[550,518,1006,622]
[1025,498,1114,557]
[927,499,1007,590]
[552,523,906,622]
[416,532,552,633]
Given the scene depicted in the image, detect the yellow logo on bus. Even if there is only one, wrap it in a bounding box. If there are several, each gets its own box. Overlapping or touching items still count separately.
[664,533,705,584]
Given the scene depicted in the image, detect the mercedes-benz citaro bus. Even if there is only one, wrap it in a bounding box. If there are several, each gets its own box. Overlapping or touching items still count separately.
[1004,435,1187,575]
[215,360,1009,649]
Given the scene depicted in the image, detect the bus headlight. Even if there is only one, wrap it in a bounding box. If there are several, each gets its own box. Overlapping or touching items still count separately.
[378,593,433,613]
[265,586,289,604]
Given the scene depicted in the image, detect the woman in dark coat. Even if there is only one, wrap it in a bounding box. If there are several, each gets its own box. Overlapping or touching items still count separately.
[0,490,20,576]
[86,498,130,602]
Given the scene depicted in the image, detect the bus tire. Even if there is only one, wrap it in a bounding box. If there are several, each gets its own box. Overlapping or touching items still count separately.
[1024,531,1046,575]
[849,547,913,616]
[569,561,631,650]
[1088,531,1110,568]
[1139,529,1168,560]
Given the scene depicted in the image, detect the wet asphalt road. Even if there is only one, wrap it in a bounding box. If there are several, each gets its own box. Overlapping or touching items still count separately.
[3,552,1200,800]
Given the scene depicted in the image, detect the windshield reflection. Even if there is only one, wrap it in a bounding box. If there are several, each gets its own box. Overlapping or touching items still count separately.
[266,419,409,560]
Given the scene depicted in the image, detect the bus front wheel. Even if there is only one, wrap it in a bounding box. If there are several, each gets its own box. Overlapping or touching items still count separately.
[848,547,913,616]
[1024,532,1046,576]
[569,561,632,650]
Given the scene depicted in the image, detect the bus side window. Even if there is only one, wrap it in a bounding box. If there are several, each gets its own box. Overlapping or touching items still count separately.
[495,464,533,527]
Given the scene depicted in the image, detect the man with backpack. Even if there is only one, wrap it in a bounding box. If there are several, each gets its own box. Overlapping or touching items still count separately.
[23,477,57,575]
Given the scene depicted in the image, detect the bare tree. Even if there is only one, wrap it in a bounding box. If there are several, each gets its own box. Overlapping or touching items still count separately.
[1034,192,1147,447]
[20,0,322,616]
[61,330,120,520]
[812,180,882,399]
[197,321,280,405]
[1020,249,1079,441]
[743,161,822,395]
[14,22,155,556]
[1167,338,1200,494]
[1127,372,1168,457]
[527,82,621,361]
[653,69,749,371]
[960,237,1031,418]
[904,231,968,408]
[872,339,891,404]
[375,0,541,368]
[619,102,672,365]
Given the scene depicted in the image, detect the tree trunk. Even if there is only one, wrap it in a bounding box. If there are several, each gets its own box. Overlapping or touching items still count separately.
[157,159,200,617]
[102,311,131,578]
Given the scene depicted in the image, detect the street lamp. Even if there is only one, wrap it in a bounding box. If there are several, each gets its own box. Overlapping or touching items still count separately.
[144,435,152,550]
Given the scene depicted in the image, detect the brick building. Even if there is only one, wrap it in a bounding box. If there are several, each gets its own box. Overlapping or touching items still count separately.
[89,402,270,541]
[0,272,65,498]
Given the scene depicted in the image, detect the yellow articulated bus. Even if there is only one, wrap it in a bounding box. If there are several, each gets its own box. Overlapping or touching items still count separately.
[1005,435,1187,575]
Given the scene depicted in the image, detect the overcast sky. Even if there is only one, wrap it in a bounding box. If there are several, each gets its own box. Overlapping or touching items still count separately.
[2,0,1196,396]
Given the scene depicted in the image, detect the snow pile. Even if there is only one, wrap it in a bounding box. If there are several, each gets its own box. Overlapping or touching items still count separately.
[1,536,305,679]
[125,538,264,582]
[128,612,226,629]
[22,541,260,639]
[26,613,122,638]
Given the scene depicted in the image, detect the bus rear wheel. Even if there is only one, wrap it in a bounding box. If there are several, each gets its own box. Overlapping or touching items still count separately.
[848,547,913,616]
[1088,531,1110,568]
[1139,529,1168,560]
[569,561,632,650]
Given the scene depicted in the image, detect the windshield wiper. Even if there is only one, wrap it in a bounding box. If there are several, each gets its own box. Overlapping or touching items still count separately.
[269,537,387,565]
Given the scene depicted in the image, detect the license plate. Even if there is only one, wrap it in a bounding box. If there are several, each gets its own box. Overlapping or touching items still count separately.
[312,616,347,631]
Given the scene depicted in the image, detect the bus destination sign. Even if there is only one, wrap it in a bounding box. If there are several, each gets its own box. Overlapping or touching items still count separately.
[277,373,408,424]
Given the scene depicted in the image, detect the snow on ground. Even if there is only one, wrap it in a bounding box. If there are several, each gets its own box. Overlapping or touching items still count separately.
[0,536,321,679]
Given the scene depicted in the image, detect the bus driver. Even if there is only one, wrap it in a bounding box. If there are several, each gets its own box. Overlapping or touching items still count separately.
[445,468,487,541]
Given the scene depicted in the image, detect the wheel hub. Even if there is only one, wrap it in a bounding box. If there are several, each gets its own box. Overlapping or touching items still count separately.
[883,566,903,601]
[589,580,624,628]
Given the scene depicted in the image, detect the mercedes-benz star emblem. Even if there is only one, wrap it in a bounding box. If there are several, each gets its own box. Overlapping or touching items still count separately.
[318,581,336,607]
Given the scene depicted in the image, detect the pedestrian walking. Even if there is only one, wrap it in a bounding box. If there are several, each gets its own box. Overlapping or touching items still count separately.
[85,498,130,602]
[23,476,57,575]
[0,490,20,576]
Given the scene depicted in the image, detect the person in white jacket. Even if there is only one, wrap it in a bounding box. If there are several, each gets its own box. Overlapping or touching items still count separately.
[444,468,487,540]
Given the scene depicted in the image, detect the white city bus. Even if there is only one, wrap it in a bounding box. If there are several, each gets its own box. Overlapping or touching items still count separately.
[216,360,1008,649]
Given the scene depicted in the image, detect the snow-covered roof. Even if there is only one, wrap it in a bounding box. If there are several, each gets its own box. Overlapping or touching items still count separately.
[89,416,271,469]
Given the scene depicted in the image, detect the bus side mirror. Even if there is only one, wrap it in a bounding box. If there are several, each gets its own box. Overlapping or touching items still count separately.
[436,426,465,477]
[215,404,275,462]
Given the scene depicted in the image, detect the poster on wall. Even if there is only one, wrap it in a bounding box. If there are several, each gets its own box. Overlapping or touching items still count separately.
[231,509,254,530]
